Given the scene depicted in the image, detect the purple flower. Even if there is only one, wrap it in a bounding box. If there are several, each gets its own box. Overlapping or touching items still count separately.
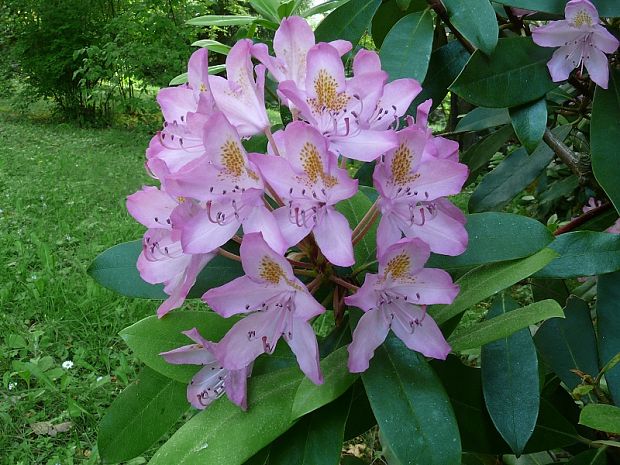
[203,233,325,384]
[127,186,214,317]
[345,238,457,372]
[160,328,251,410]
[249,122,358,266]
[532,0,619,89]
[373,125,469,257]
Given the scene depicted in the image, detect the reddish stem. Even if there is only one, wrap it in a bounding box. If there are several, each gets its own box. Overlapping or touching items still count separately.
[554,203,613,236]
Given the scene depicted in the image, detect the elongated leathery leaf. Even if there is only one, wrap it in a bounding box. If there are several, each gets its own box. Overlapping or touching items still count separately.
[462,125,514,185]
[149,367,303,465]
[535,231,620,278]
[315,0,381,45]
[469,125,570,213]
[596,271,620,404]
[579,404,620,434]
[371,0,428,48]
[120,311,239,383]
[454,107,510,133]
[565,449,608,465]
[443,0,498,55]
[592,68,620,215]
[450,299,563,352]
[430,248,557,325]
[493,0,620,17]
[98,367,189,464]
[450,37,555,108]
[510,98,548,154]
[186,15,257,26]
[481,294,540,455]
[427,213,553,271]
[379,10,434,82]
[535,297,599,392]
[362,336,461,465]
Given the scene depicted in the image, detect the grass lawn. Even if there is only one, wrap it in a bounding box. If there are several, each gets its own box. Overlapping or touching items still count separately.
[0,102,167,464]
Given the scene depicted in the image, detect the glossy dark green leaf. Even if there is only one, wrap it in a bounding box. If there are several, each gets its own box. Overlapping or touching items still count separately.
[412,40,470,111]
[461,125,514,185]
[592,68,620,215]
[120,311,238,383]
[379,10,434,82]
[291,346,358,419]
[188,254,244,298]
[315,0,381,45]
[450,37,555,108]
[336,191,377,267]
[270,393,350,465]
[493,0,620,17]
[469,125,570,213]
[371,0,427,48]
[535,297,599,392]
[362,336,461,465]
[566,449,607,465]
[509,98,548,154]
[481,294,540,455]
[450,299,563,352]
[539,175,579,206]
[535,231,620,278]
[454,107,510,133]
[430,248,557,325]
[242,447,271,465]
[579,404,620,434]
[442,0,498,55]
[149,367,303,465]
[98,367,189,464]
[427,213,553,271]
[343,381,376,440]
[88,240,167,299]
[596,271,620,404]
[433,356,580,454]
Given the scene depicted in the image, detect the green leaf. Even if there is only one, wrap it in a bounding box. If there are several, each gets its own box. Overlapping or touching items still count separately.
[315,0,381,45]
[427,213,553,271]
[191,39,231,55]
[98,367,189,464]
[592,68,620,215]
[493,0,620,17]
[579,404,620,434]
[596,271,620,404]
[433,356,580,454]
[270,393,350,465]
[461,125,514,185]
[442,0,498,55]
[120,311,238,383]
[566,449,608,465]
[362,336,461,465]
[454,107,510,133]
[534,297,599,392]
[186,15,257,26]
[302,0,351,16]
[291,346,358,420]
[535,231,620,278]
[371,0,427,48]
[468,125,570,213]
[250,0,281,23]
[379,10,434,82]
[481,294,540,455]
[430,248,557,325]
[450,299,563,351]
[170,72,189,86]
[88,241,167,299]
[411,40,470,112]
[336,191,377,267]
[450,37,555,108]
[509,98,548,154]
[148,367,303,465]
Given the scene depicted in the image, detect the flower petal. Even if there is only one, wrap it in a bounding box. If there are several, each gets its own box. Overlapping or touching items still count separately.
[203,275,282,317]
[239,232,296,284]
[313,207,354,266]
[565,0,599,26]
[286,318,323,384]
[177,206,240,254]
[391,268,459,305]
[242,203,287,255]
[592,25,620,54]
[127,186,177,229]
[344,273,380,312]
[583,44,611,88]
[225,366,251,410]
[390,302,451,360]
[348,308,390,373]
[378,237,431,278]
[532,21,583,48]
[331,128,398,162]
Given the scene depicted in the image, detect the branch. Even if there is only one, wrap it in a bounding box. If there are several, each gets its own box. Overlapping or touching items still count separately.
[427,0,476,54]
[543,128,585,179]
[554,202,613,236]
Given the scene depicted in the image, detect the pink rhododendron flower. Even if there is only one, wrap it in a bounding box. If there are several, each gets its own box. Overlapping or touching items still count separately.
[278,43,399,161]
[532,0,619,88]
[250,122,358,266]
[210,39,271,136]
[203,233,325,384]
[160,328,251,410]
[373,125,469,256]
[345,238,457,372]
[127,186,214,317]
[252,16,352,91]
[162,112,286,254]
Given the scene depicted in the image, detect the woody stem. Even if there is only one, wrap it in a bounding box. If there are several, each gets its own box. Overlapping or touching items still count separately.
[218,248,241,262]
[329,275,359,292]
[352,202,380,245]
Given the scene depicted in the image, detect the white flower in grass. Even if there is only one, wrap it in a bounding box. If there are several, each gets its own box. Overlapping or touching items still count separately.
[8,382,16,391]
[62,360,74,370]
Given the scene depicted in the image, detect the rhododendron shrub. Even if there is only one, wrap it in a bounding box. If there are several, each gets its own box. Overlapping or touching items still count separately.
[90,2,620,464]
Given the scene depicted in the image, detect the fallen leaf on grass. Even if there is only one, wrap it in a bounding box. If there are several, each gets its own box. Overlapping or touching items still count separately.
[30,421,73,436]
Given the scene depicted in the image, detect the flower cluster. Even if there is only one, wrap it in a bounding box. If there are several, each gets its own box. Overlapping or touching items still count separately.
[127,16,468,410]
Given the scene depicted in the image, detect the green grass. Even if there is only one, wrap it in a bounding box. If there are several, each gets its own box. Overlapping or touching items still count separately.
[0,102,163,464]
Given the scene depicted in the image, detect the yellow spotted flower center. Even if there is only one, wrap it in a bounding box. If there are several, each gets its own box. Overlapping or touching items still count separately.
[391,143,420,186]
[220,139,259,180]
[259,256,285,284]
[308,69,350,113]
[300,142,338,188]
[384,253,411,280]
[572,10,593,27]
